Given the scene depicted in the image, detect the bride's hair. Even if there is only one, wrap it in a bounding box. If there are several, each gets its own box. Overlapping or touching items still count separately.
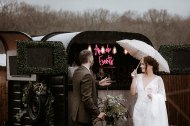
[143,56,159,74]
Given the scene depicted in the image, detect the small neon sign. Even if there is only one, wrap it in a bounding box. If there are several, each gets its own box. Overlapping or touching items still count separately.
[93,44,115,66]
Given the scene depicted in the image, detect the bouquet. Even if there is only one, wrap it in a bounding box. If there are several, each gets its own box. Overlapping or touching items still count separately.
[99,95,128,126]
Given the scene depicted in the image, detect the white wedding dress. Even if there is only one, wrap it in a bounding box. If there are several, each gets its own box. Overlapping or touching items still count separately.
[133,74,169,126]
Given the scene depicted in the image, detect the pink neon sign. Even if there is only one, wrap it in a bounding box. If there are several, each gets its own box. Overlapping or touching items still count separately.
[94,44,114,66]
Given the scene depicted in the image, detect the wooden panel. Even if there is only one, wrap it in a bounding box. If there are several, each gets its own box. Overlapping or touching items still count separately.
[161,75,190,126]
[0,68,8,125]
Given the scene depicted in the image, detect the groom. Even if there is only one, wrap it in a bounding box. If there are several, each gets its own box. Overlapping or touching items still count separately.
[71,49,112,126]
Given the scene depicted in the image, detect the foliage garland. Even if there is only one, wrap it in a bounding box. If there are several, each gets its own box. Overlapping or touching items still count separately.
[17,41,67,75]
[159,44,190,74]
[15,82,55,125]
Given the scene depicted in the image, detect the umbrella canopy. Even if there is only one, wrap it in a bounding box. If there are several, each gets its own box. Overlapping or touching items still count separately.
[116,39,170,73]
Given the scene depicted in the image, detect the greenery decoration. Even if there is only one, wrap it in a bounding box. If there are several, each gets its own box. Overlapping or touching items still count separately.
[15,82,55,126]
[17,41,67,75]
[97,95,128,126]
[159,44,190,74]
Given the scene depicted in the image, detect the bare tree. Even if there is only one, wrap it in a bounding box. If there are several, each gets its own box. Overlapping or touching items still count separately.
[0,1,190,49]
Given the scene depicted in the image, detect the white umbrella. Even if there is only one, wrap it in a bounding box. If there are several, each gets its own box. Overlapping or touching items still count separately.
[116,39,170,73]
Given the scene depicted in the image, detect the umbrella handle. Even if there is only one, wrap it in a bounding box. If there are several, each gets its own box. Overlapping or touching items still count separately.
[135,61,141,70]
[131,62,141,77]
[131,61,141,77]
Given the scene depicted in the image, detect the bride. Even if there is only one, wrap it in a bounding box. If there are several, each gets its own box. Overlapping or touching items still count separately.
[130,56,169,126]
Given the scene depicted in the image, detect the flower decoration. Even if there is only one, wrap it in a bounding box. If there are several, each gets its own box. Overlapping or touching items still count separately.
[99,95,128,125]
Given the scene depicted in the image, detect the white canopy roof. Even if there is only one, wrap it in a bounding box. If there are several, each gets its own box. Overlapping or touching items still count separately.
[32,36,44,41]
[32,32,81,49]
[46,32,81,49]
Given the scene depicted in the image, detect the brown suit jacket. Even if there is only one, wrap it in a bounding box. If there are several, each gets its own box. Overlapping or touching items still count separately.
[71,66,100,123]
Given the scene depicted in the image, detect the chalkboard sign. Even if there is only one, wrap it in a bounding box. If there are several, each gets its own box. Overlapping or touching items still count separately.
[173,50,190,69]
[17,41,67,75]
[27,47,53,68]
[159,45,190,74]
[7,50,36,81]
[9,56,18,75]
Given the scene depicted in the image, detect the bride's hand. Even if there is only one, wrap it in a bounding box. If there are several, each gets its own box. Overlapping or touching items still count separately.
[131,69,137,78]
[147,94,152,100]
[147,88,152,100]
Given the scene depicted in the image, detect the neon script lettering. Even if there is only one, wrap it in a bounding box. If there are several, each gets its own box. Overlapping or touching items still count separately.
[93,44,114,66]
[99,55,114,66]
[94,45,101,55]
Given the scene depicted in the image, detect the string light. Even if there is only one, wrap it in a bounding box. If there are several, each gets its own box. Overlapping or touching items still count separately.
[112,46,117,54]
[88,45,92,52]
[101,46,105,54]
[124,49,128,55]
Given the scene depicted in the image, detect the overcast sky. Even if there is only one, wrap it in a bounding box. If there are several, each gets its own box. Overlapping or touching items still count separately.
[17,0,190,17]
